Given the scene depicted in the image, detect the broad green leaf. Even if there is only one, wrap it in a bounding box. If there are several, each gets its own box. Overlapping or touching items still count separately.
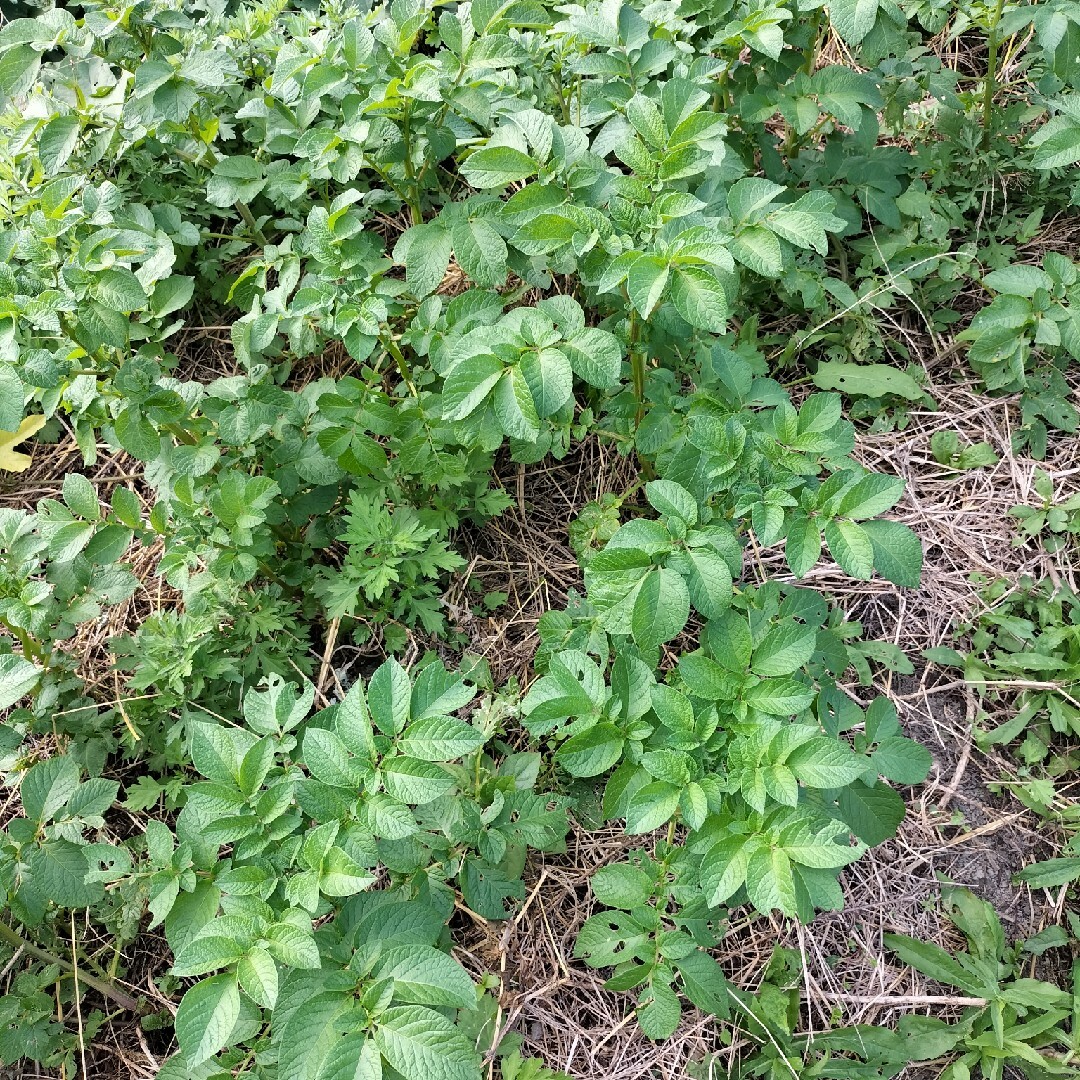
[784,516,821,578]
[399,715,485,761]
[862,520,922,587]
[318,1033,383,1080]
[21,756,79,825]
[29,840,102,907]
[562,327,622,388]
[590,862,653,909]
[38,114,80,173]
[381,757,456,804]
[870,737,931,784]
[743,678,815,716]
[374,1005,480,1080]
[730,227,783,277]
[627,255,670,318]
[751,621,817,678]
[787,738,865,787]
[645,479,697,525]
[678,652,734,700]
[238,947,278,1010]
[825,519,874,579]
[556,723,625,777]
[727,178,785,224]
[700,837,748,906]
[638,980,681,1040]
[745,846,798,917]
[175,973,241,1068]
[839,780,905,844]
[828,0,880,44]
[670,266,728,331]
[493,366,540,440]
[624,780,681,834]
[1031,120,1080,170]
[631,567,690,647]
[396,224,453,298]
[451,216,508,288]
[812,362,922,400]
[372,945,476,1008]
[838,474,904,520]
[368,659,412,735]
[460,145,537,188]
[0,653,43,713]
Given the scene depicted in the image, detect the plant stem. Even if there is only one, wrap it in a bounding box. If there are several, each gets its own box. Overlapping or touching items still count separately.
[981,0,1006,153]
[234,201,270,247]
[628,308,646,429]
[0,922,140,1013]
[385,336,417,395]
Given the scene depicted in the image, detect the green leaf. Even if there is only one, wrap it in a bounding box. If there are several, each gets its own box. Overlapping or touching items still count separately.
[175,973,241,1068]
[399,715,485,761]
[627,255,670,318]
[451,216,508,288]
[700,837,748,906]
[825,519,874,579]
[838,474,904,520]
[862,520,922,587]
[751,621,817,678]
[374,1005,481,1080]
[368,659,412,736]
[631,567,690,648]
[556,723,625,777]
[21,756,80,825]
[786,738,865,787]
[645,479,698,526]
[746,846,798,917]
[624,781,681,834]
[812,362,922,400]
[493,366,540,440]
[562,327,622,389]
[372,945,476,1008]
[730,227,783,277]
[839,780,905,844]
[828,0,880,44]
[238,948,278,1010]
[1031,120,1080,170]
[883,935,985,994]
[870,737,931,784]
[381,757,456,804]
[638,980,681,1040]
[590,863,653,909]
[317,1034,383,1080]
[784,516,821,578]
[92,268,146,312]
[38,114,80,173]
[396,224,453,298]
[1014,858,1080,888]
[460,145,537,188]
[0,652,41,712]
[670,266,728,331]
[743,678,815,716]
[29,840,102,908]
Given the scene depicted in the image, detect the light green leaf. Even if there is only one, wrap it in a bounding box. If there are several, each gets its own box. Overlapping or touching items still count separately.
[399,715,485,761]
[751,621,817,678]
[238,948,278,1010]
[839,780,905,844]
[631,567,690,648]
[395,224,453,298]
[670,266,728,331]
[787,738,865,787]
[625,780,681,834]
[368,658,413,735]
[838,474,904,520]
[862,519,922,587]
[460,145,537,188]
[556,723,625,777]
[21,756,79,825]
[627,255,670,318]
[825,519,874,579]
[381,757,456,804]
[812,362,922,400]
[562,327,622,389]
[638,980,681,1040]
[784,516,821,578]
[730,227,783,277]
[493,366,540,440]
[175,973,241,1068]
[700,837,748,906]
[828,0,880,43]
[590,862,653,909]
[372,946,476,1008]
[374,1005,480,1080]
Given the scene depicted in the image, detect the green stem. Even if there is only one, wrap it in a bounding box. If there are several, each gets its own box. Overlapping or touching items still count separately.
[234,200,270,247]
[384,336,416,395]
[628,307,646,429]
[162,422,197,447]
[0,922,141,1013]
[981,0,1006,153]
